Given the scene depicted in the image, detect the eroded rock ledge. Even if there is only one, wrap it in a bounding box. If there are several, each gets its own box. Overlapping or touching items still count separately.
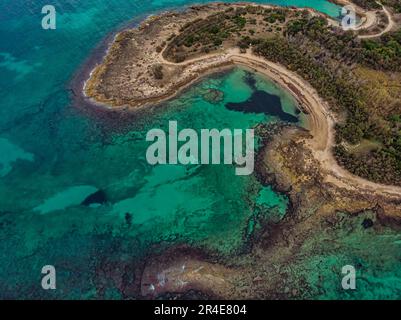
[81,1,401,300]
[84,2,401,196]
[137,124,401,300]
[84,1,395,110]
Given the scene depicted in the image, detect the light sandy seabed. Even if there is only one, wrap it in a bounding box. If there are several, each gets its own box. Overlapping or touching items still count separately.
[84,2,401,200]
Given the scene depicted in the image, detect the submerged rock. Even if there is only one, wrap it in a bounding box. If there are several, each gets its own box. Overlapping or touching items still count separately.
[125,212,133,226]
[362,218,374,229]
[202,88,224,104]
[243,71,257,90]
[81,190,107,206]
[225,90,299,123]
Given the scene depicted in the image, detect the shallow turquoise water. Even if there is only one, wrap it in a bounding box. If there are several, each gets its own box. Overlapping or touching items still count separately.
[2,0,400,300]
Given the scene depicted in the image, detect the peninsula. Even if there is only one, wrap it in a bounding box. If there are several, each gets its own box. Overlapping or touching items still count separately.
[84,1,401,196]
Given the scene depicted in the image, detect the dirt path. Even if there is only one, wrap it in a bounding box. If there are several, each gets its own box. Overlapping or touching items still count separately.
[158,46,401,199]
[88,2,401,200]
[231,51,401,199]
[359,4,395,39]
[334,0,395,38]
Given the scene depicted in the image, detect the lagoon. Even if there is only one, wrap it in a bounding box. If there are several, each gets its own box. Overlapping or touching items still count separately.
[2,0,374,299]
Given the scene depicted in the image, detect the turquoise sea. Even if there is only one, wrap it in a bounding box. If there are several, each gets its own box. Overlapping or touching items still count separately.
[1,0,401,299]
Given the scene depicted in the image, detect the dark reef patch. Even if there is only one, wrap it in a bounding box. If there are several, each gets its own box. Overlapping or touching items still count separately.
[225,90,299,123]
[202,88,224,104]
[362,218,374,229]
[244,71,257,90]
[81,190,107,206]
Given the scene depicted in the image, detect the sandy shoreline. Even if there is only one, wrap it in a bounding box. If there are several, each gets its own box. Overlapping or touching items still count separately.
[87,45,401,198]
[81,2,401,199]
[82,4,329,107]
[81,1,394,109]
[228,51,401,199]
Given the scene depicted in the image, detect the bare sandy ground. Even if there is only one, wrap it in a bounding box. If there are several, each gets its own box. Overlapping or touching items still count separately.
[84,2,401,200]
[226,50,401,199]
[331,0,395,38]
[150,46,401,198]
[359,4,395,38]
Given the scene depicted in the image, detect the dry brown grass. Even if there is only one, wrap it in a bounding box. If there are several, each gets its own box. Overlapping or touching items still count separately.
[354,67,401,117]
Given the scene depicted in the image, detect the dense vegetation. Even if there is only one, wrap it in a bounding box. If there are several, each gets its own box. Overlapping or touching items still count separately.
[382,0,401,13]
[165,9,248,62]
[347,0,400,12]
[165,4,401,185]
[164,6,292,62]
[351,0,381,10]
[249,16,401,185]
[286,16,401,72]
[346,0,401,13]
[361,31,401,70]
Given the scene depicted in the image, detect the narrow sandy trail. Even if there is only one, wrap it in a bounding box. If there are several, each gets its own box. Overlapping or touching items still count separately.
[335,0,396,39]
[359,4,395,39]
[229,51,401,199]
[89,2,401,199]
[353,11,376,31]
[155,1,400,198]
[158,46,401,199]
